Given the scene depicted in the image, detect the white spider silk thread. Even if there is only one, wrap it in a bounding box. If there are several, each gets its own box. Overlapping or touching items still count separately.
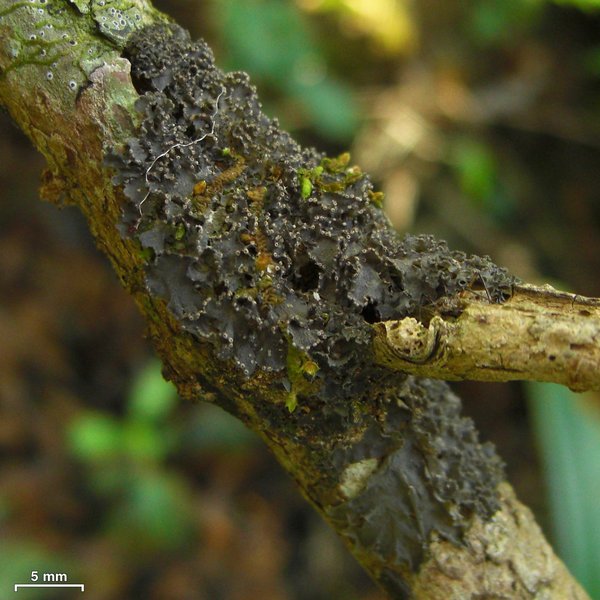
[138,87,226,214]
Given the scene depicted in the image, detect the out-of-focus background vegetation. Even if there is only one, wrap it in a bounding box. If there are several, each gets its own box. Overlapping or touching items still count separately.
[2,0,600,598]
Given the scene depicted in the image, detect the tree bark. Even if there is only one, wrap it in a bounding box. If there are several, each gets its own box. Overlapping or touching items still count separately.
[374,284,600,392]
[0,2,592,598]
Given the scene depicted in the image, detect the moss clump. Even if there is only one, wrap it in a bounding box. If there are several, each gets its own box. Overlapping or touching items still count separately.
[285,342,320,412]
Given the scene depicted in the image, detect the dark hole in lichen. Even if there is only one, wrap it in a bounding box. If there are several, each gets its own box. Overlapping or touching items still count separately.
[293,259,322,292]
[389,271,403,290]
[361,300,381,324]
[125,67,154,94]
[236,296,252,307]
[172,106,184,122]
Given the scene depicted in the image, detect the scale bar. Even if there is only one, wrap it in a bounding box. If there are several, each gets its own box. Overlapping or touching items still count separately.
[15,584,84,591]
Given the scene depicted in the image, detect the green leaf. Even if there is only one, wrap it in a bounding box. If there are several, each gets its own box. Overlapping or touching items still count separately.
[527,383,600,598]
[451,137,497,203]
[108,470,194,549]
[122,421,170,462]
[68,413,122,461]
[128,360,176,422]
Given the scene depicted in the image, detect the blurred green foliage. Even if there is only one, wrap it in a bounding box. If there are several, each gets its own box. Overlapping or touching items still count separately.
[104,468,195,552]
[528,384,600,598]
[67,361,191,551]
[0,542,75,599]
[451,137,498,203]
[69,413,123,461]
[468,0,543,45]
[128,360,177,422]
[66,360,257,554]
[450,137,517,222]
[69,361,176,463]
[212,0,359,141]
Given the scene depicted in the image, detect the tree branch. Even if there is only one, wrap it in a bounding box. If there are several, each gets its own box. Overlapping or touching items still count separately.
[374,284,600,392]
[0,2,591,598]
[413,483,587,599]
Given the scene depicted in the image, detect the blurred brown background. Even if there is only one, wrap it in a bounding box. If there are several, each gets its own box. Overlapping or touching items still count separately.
[2,1,600,598]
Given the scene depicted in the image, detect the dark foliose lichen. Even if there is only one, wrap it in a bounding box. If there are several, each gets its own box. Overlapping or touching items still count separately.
[325,377,503,585]
[110,23,516,403]
[109,24,509,588]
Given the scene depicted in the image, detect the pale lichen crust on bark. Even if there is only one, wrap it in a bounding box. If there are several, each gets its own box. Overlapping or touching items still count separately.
[109,23,516,411]
[0,0,157,114]
[67,0,156,45]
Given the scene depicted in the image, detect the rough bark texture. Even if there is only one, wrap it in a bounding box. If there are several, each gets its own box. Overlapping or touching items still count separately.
[374,284,600,392]
[413,483,588,599]
[0,1,591,598]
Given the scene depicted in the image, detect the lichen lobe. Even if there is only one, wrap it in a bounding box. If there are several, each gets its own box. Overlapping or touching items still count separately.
[326,378,504,582]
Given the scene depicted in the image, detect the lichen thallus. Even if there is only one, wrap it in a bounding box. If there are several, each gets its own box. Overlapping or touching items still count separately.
[137,86,226,215]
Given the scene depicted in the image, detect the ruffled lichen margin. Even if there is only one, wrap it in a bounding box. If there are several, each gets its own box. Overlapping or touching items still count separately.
[0,2,590,598]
